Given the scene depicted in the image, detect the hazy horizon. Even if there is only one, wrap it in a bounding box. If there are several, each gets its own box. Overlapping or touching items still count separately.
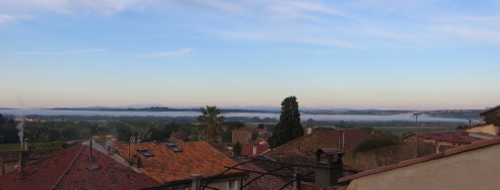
[1,1,499,110]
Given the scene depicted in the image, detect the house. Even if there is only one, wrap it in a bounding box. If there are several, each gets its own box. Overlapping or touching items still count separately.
[0,143,160,189]
[116,141,247,190]
[0,148,60,175]
[233,148,356,190]
[480,104,500,126]
[170,131,190,142]
[338,138,500,190]
[241,143,270,156]
[404,130,481,153]
[267,129,373,169]
[465,123,499,139]
[232,126,258,144]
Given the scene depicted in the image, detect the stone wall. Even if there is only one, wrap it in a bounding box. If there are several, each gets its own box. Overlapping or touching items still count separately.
[354,137,436,171]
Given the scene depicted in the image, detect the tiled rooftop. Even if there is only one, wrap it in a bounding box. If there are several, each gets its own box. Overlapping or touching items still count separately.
[233,156,293,190]
[409,130,482,144]
[316,129,373,151]
[0,144,159,190]
[235,126,257,133]
[338,138,500,184]
[241,143,270,156]
[0,148,61,162]
[117,141,244,184]
[170,131,190,140]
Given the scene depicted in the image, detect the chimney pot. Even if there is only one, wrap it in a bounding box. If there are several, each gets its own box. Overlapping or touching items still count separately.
[17,150,30,172]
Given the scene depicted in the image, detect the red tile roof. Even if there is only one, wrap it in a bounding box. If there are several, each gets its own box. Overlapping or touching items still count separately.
[117,141,244,184]
[0,144,159,190]
[235,126,257,133]
[241,143,270,156]
[0,148,61,162]
[170,131,190,140]
[316,129,373,151]
[338,138,500,184]
[408,130,481,144]
[233,156,293,190]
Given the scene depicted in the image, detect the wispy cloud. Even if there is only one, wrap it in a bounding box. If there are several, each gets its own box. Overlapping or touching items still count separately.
[140,48,193,57]
[18,48,107,55]
[0,0,154,15]
[0,13,33,23]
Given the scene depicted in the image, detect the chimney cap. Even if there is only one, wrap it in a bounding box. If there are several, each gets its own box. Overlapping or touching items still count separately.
[315,148,342,155]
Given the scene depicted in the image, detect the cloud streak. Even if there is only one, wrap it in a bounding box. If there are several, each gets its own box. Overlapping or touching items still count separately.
[18,48,107,55]
[140,48,193,57]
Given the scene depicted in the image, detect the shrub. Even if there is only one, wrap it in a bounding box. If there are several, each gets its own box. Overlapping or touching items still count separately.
[354,137,398,154]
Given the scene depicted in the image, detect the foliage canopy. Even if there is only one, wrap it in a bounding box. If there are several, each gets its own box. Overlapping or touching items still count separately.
[197,106,225,144]
[269,96,304,148]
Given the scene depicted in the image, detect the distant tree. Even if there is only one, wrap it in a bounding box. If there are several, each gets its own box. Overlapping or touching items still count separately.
[197,106,225,144]
[222,130,232,142]
[251,132,259,141]
[233,141,242,157]
[257,124,265,129]
[269,96,304,148]
[354,137,398,154]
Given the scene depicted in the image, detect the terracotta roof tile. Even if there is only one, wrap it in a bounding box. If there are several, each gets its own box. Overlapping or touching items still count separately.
[0,148,61,162]
[235,126,257,133]
[241,143,270,156]
[413,130,481,144]
[118,141,244,184]
[233,157,293,190]
[0,144,159,189]
[338,138,500,184]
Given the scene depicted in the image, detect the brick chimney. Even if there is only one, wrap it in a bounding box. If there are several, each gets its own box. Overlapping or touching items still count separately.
[314,148,344,190]
[306,125,313,135]
[1,158,5,175]
[17,149,30,172]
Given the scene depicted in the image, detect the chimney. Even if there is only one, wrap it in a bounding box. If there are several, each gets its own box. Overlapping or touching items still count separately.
[253,145,257,155]
[1,158,5,175]
[314,148,344,190]
[191,174,203,190]
[17,150,30,172]
[17,139,30,172]
[306,125,313,135]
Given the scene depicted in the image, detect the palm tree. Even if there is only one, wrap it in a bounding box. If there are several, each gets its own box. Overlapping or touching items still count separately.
[197,105,225,144]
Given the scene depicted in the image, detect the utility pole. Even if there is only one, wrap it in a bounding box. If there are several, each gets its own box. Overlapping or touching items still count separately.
[413,112,422,158]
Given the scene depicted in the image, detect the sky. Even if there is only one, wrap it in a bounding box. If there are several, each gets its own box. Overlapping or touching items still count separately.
[0,0,499,110]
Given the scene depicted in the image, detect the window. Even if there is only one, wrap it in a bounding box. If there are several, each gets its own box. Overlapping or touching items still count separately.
[167,143,183,152]
[137,148,155,157]
[228,180,238,190]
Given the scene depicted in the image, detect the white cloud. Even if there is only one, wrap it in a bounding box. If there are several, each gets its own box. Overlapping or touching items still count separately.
[0,13,33,23]
[0,0,155,15]
[141,48,193,57]
[18,48,107,55]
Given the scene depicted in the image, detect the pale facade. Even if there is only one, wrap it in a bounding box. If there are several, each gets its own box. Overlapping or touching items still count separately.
[466,124,499,136]
[345,142,500,190]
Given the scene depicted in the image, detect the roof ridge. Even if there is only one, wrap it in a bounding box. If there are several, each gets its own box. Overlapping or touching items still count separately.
[51,145,85,190]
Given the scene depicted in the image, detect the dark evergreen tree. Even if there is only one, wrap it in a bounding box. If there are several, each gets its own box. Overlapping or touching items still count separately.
[233,141,242,157]
[269,96,304,148]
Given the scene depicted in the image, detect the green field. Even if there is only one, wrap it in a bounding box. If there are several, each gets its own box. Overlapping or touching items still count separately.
[0,142,65,150]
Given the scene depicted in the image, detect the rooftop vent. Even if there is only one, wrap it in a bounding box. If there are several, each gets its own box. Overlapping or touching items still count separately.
[87,165,101,171]
[167,143,183,152]
[137,148,155,157]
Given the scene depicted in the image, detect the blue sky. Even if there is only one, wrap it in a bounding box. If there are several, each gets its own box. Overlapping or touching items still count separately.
[1,0,499,110]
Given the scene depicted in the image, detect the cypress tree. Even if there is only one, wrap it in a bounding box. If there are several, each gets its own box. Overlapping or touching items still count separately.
[269,96,304,148]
